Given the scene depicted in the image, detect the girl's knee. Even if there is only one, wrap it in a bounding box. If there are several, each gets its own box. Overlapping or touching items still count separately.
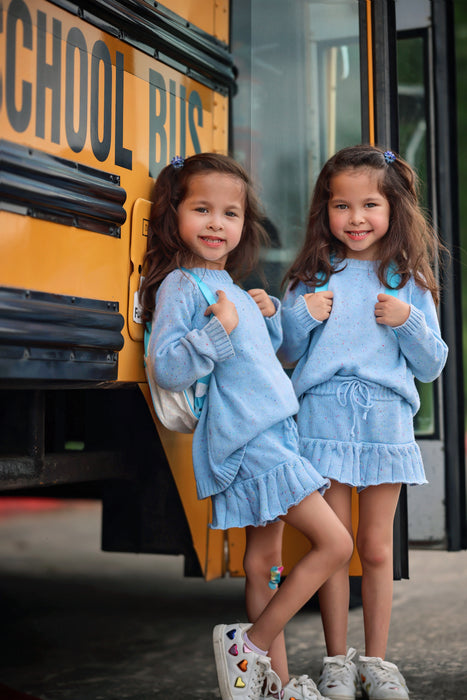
[357,536,392,569]
[320,527,353,571]
[243,547,282,581]
[335,529,354,567]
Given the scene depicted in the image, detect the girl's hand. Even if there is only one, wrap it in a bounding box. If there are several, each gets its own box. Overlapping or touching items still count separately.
[205,289,239,335]
[375,293,410,327]
[304,291,334,321]
[248,288,276,317]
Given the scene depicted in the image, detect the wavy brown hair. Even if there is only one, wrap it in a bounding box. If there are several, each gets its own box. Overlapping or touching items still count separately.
[140,153,268,323]
[284,144,442,304]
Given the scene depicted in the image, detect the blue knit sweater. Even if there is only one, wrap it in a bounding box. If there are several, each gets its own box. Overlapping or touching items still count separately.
[280,258,448,414]
[149,267,299,499]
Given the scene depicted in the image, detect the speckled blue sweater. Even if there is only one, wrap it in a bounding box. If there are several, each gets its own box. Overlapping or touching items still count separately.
[280,258,448,414]
[148,267,299,499]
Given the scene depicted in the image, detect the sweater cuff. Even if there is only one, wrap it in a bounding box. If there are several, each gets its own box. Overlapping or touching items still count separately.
[204,316,235,361]
[394,304,425,337]
[295,295,322,332]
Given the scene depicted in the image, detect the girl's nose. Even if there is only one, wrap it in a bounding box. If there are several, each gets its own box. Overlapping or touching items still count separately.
[208,215,223,231]
[349,208,365,224]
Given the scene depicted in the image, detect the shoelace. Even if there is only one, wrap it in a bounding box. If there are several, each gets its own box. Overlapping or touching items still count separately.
[251,656,282,700]
[323,648,357,683]
[363,659,406,691]
[290,675,323,699]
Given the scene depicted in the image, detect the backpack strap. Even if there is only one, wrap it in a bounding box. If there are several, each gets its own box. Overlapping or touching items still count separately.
[181,267,218,306]
[385,262,400,297]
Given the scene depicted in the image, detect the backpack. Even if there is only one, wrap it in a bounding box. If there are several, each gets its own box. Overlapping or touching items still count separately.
[144,268,218,433]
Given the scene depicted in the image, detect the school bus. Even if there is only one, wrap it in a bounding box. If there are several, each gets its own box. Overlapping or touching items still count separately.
[0,0,465,581]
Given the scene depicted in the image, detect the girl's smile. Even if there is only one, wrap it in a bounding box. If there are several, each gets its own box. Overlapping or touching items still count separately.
[177,172,245,269]
[328,169,390,260]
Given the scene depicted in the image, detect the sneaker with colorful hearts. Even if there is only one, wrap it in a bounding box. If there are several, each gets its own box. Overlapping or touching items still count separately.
[213,622,281,700]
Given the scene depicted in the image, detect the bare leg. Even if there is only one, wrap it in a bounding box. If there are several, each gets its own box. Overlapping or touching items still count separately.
[357,484,401,658]
[244,521,288,684]
[245,491,354,652]
[318,481,354,656]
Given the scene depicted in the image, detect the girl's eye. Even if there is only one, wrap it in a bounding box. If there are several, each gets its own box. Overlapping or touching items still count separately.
[226,211,238,217]
[195,207,208,213]
[365,202,377,208]
[336,204,348,210]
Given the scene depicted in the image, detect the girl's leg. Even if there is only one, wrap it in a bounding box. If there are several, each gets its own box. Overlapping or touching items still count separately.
[244,521,289,685]
[318,481,354,656]
[245,491,354,653]
[356,483,402,658]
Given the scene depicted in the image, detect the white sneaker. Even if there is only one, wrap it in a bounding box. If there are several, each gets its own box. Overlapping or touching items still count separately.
[213,622,282,699]
[318,648,359,699]
[358,656,409,699]
[264,675,325,699]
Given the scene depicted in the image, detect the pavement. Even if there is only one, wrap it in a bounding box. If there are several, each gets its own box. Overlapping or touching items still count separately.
[0,499,466,700]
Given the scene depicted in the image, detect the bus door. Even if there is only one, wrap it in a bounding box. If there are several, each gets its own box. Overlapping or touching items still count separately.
[394,0,465,551]
[228,0,465,580]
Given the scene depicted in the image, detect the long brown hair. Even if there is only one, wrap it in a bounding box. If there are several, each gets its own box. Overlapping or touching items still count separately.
[140,153,268,323]
[284,144,442,304]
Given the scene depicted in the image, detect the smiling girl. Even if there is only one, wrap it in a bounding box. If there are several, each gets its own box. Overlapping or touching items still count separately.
[280,145,448,700]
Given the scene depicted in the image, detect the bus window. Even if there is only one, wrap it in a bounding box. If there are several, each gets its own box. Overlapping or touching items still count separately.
[231,0,361,296]
[397,25,437,437]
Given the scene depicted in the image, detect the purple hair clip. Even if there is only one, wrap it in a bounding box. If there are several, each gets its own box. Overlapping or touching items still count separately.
[170,155,184,169]
[384,150,396,164]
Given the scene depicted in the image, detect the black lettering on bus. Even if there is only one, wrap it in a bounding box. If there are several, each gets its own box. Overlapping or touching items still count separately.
[188,90,203,154]
[115,51,132,170]
[148,69,167,177]
[65,27,88,153]
[179,84,186,158]
[90,40,112,162]
[6,0,32,133]
[36,11,61,144]
[169,79,176,160]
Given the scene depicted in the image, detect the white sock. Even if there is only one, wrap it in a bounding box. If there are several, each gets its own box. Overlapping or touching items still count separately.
[243,631,268,656]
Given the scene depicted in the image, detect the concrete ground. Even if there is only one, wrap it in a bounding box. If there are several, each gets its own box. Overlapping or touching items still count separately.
[0,499,465,700]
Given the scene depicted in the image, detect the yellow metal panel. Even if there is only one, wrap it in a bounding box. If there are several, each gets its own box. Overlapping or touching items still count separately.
[214,0,230,43]
[139,383,226,580]
[164,1,215,35]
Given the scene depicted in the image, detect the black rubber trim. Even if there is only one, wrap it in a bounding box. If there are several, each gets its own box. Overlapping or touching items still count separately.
[0,286,125,382]
[0,140,127,237]
[48,0,237,95]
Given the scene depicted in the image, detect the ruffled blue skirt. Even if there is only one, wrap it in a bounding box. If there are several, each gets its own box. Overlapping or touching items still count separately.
[210,416,329,529]
[297,376,427,490]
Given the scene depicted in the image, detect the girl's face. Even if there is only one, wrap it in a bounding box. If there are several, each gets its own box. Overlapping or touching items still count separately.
[177,172,245,269]
[327,169,390,260]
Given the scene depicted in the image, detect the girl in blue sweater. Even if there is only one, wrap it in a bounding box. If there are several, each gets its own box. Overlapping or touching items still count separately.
[281,145,448,700]
[140,153,353,700]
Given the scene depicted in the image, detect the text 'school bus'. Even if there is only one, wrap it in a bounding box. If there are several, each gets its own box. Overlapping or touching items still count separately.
[0,0,464,581]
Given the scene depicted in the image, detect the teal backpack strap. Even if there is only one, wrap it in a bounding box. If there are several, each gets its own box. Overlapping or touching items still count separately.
[314,270,329,292]
[385,262,400,297]
[181,267,218,306]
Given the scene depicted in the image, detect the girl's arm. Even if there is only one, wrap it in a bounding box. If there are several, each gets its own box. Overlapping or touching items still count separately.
[248,289,283,351]
[377,284,448,382]
[279,282,324,364]
[148,276,235,392]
